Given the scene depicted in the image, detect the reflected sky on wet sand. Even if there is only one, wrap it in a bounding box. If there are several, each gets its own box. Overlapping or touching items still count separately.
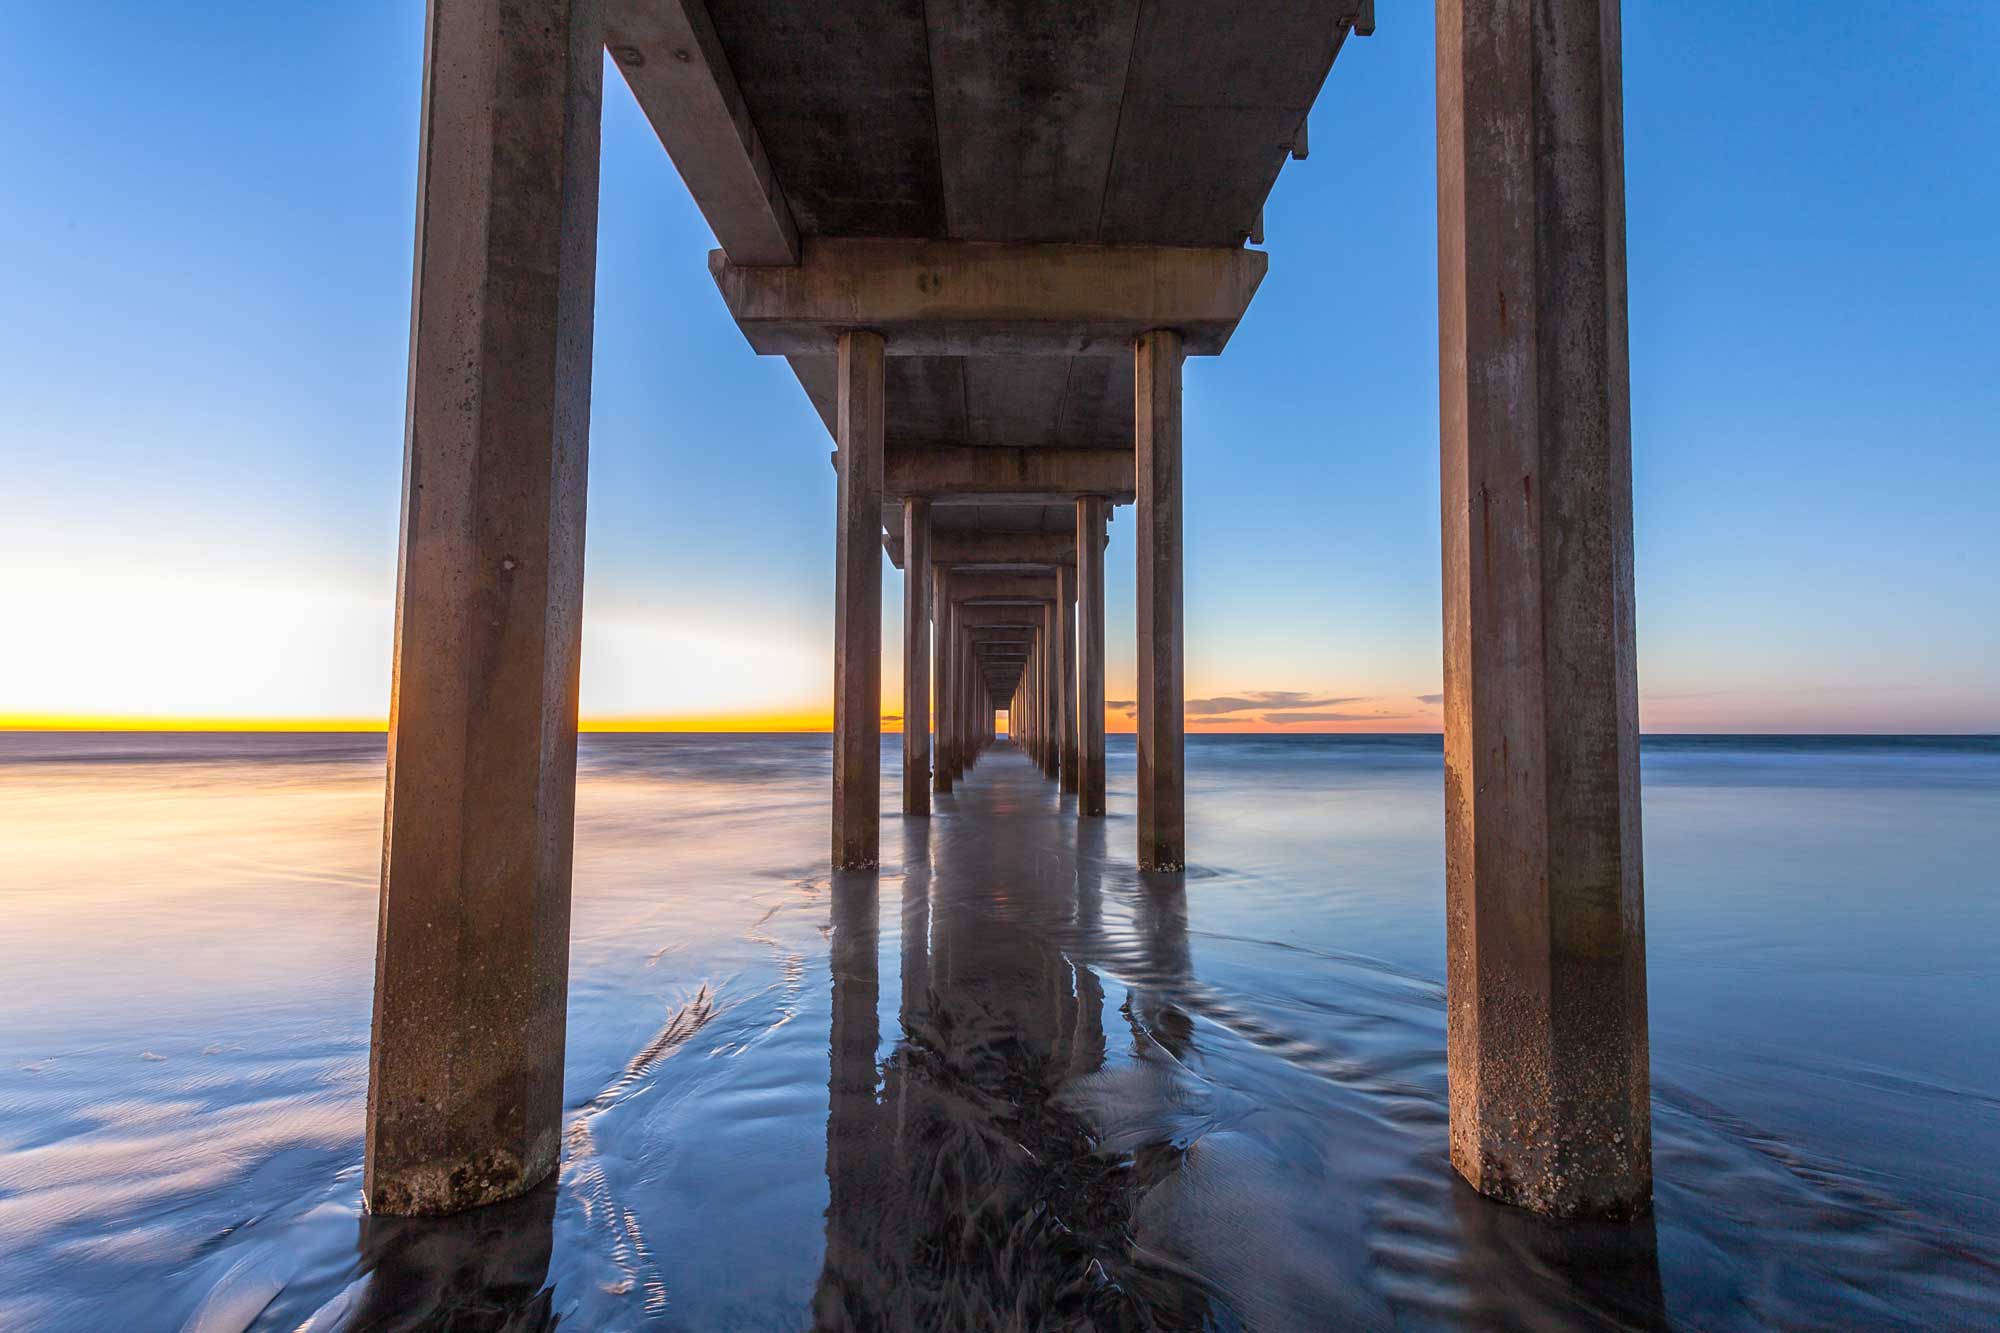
[1,733,1995,1328]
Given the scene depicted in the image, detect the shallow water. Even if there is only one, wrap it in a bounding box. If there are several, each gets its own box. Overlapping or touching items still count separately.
[0,732,1995,1329]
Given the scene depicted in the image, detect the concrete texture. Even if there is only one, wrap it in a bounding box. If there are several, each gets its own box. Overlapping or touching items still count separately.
[696,1,1365,245]
[712,239,1265,358]
[902,498,931,817]
[918,530,1078,568]
[366,0,603,1218]
[1058,565,1079,793]
[831,331,884,869]
[949,571,1057,604]
[1134,330,1185,871]
[1436,0,1649,1219]
[933,577,955,794]
[884,445,1135,503]
[606,0,796,264]
[1076,497,1108,816]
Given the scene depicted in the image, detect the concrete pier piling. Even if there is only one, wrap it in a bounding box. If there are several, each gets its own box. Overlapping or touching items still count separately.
[1076,497,1108,816]
[366,0,604,1217]
[1436,0,1650,1217]
[902,498,931,817]
[1058,564,1079,794]
[933,585,955,795]
[365,0,1649,1225]
[831,330,885,870]
[1135,329,1186,872]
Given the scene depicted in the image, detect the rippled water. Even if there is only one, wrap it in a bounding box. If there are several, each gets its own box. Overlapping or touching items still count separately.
[0,732,1995,1329]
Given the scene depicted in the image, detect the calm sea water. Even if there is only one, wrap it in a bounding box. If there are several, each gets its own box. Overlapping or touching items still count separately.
[0,732,1994,1329]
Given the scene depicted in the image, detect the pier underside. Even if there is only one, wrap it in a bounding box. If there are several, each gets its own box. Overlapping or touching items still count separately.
[368,0,1650,1227]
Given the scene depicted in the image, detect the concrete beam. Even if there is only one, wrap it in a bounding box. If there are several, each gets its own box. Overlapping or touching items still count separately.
[885,445,1134,503]
[886,527,1100,572]
[956,605,1042,629]
[949,572,1057,603]
[935,531,1087,565]
[711,239,1266,357]
[606,0,798,265]
[367,0,602,1218]
[1437,0,1648,1220]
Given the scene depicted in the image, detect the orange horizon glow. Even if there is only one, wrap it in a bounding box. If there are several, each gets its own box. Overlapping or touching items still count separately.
[1,710,1443,735]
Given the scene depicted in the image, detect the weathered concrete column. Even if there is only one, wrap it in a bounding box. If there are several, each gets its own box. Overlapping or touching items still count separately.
[1042,606,1061,780]
[366,0,604,1218]
[1437,0,1649,1218]
[1135,329,1186,870]
[1076,497,1108,816]
[1058,564,1079,793]
[965,628,981,766]
[901,499,931,816]
[1030,626,1046,775]
[933,576,954,793]
[832,330,885,869]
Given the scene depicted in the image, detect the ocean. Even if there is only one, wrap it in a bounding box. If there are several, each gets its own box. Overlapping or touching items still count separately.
[0,732,1994,1329]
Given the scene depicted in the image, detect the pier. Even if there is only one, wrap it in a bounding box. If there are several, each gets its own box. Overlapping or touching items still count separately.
[367,0,1649,1227]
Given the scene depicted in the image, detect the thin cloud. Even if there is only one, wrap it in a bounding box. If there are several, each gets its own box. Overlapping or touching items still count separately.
[1261,710,1394,725]
[1417,693,1443,705]
[1185,692,1365,716]
[1107,699,1135,709]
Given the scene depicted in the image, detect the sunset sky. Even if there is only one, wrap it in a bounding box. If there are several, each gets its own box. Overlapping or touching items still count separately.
[2,3,1994,733]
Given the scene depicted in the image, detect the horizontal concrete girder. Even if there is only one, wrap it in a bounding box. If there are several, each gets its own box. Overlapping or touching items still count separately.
[841,445,1132,501]
[956,605,1043,629]
[711,239,1266,357]
[949,573,1056,603]
[606,0,797,266]
[887,527,1098,570]
[887,445,1133,503]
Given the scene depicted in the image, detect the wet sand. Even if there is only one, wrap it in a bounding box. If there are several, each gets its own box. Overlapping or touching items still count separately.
[0,732,1995,1328]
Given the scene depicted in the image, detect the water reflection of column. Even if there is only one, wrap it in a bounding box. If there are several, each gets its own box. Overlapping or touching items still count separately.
[896,822,932,1055]
[815,778,1215,1322]
[1445,1178,1666,1326]
[1129,873,1195,1058]
[814,871,882,1329]
[1067,817,1110,1079]
[351,1178,558,1325]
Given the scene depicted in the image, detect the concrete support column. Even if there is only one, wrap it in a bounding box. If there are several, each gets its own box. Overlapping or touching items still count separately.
[1135,329,1186,870]
[1076,497,1108,816]
[1058,565,1079,793]
[955,633,969,773]
[962,627,978,769]
[933,580,954,792]
[1436,0,1649,1218]
[1031,627,1047,775]
[832,330,885,869]
[366,0,604,1218]
[901,499,931,816]
[1042,607,1061,780]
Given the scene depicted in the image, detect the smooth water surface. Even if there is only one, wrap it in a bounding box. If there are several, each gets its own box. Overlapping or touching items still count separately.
[0,733,1994,1329]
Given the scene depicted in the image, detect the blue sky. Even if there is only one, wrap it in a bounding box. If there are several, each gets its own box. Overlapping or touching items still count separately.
[1,2,1994,730]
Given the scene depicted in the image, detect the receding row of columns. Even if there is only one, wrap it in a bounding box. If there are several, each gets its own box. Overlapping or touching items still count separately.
[366,0,1648,1225]
[844,346,1177,871]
